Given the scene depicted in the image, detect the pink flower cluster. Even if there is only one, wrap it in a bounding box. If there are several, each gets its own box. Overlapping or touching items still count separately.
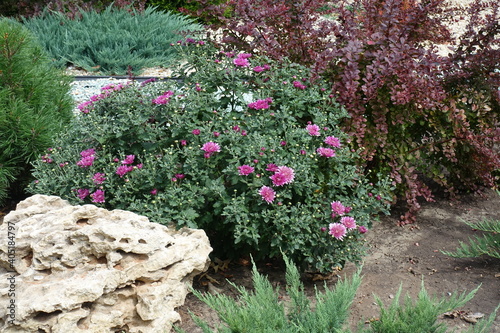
[41,154,53,163]
[77,148,96,168]
[270,166,295,186]
[331,200,351,217]
[293,80,307,90]
[76,188,105,203]
[248,98,273,110]
[152,90,174,105]
[326,200,367,240]
[115,154,142,178]
[253,64,270,72]
[306,126,341,158]
[256,164,295,204]
[328,215,359,241]
[92,172,106,184]
[233,53,252,67]
[78,83,129,113]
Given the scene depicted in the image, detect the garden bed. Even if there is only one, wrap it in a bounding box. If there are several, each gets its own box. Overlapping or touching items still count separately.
[173,188,500,332]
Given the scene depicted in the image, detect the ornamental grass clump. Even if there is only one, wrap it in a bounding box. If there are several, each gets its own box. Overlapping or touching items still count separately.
[29,40,392,273]
[174,255,362,333]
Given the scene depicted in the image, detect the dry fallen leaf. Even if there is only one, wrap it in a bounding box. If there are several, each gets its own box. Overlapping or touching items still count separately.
[462,312,485,324]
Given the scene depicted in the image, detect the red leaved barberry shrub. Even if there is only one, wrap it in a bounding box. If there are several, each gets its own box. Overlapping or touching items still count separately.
[193,0,500,224]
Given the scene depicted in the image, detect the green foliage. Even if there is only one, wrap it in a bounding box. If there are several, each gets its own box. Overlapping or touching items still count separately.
[22,5,202,75]
[29,40,392,273]
[174,255,362,333]
[145,0,231,24]
[195,0,500,225]
[0,0,147,19]
[364,281,492,333]
[442,218,500,259]
[0,18,72,204]
[175,259,497,333]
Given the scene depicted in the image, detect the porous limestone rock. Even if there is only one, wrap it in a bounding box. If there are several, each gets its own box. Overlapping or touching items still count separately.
[0,195,212,333]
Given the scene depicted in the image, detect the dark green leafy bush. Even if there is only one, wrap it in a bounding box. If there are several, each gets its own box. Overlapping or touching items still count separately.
[22,6,202,75]
[146,0,228,18]
[0,18,73,203]
[29,40,392,273]
[0,0,146,19]
[194,0,500,224]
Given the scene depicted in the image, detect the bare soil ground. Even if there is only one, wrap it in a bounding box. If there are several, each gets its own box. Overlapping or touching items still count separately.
[173,189,500,332]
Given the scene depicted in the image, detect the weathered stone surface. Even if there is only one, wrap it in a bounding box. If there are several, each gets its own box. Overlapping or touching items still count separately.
[0,195,212,333]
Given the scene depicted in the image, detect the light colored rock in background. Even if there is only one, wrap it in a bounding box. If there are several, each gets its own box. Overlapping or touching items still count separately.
[0,195,212,333]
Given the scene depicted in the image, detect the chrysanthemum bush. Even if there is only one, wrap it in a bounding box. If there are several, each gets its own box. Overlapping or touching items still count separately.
[29,40,392,273]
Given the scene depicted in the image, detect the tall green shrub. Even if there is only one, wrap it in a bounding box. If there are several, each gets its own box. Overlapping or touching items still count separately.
[22,6,202,75]
[0,18,73,203]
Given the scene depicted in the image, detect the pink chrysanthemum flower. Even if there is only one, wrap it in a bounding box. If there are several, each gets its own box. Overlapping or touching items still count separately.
[306,124,321,136]
[116,165,134,177]
[331,201,347,217]
[92,173,106,185]
[248,98,273,110]
[266,163,279,172]
[152,90,174,105]
[329,223,347,240]
[78,101,93,113]
[76,188,90,200]
[270,173,287,186]
[293,80,307,89]
[358,226,368,234]
[238,165,255,175]
[340,216,357,230]
[277,166,294,183]
[91,189,105,203]
[80,148,96,157]
[259,186,275,204]
[192,129,201,135]
[270,166,295,186]
[76,155,95,168]
[238,53,253,59]
[121,155,135,165]
[90,94,104,102]
[253,66,266,72]
[316,147,336,158]
[201,142,221,154]
[233,57,250,67]
[324,136,341,148]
